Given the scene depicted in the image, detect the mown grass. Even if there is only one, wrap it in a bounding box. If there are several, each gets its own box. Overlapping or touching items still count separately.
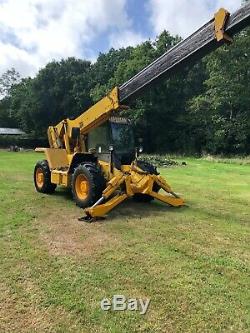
[0,151,249,332]
[142,153,250,166]
[201,155,250,165]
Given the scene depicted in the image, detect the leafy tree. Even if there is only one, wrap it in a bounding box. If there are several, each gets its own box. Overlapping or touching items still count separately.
[0,68,21,128]
[189,28,250,154]
[11,58,94,135]
[90,47,133,101]
[9,78,37,133]
[0,68,21,98]
[1,24,249,155]
[0,98,18,128]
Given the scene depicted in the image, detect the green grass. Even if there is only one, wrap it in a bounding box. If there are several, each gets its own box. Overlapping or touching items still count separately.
[200,155,250,165]
[0,151,249,333]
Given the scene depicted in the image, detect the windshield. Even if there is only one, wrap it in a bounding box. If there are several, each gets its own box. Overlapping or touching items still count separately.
[87,123,110,152]
[111,122,135,153]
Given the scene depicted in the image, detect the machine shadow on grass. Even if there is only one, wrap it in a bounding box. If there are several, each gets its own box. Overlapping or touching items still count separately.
[52,187,186,221]
[52,187,73,200]
[109,199,187,220]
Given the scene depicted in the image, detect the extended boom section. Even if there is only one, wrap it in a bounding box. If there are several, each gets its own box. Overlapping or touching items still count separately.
[119,4,250,102]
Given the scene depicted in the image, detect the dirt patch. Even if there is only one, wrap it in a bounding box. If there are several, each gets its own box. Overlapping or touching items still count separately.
[0,282,86,333]
[38,208,120,258]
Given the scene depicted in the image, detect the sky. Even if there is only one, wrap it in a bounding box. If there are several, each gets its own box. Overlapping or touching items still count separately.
[0,0,243,77]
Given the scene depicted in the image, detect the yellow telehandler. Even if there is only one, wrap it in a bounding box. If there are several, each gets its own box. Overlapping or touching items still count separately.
[34,5,250,221]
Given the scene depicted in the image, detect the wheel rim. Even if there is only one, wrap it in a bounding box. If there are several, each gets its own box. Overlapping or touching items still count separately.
[36,168,44,188]
[75,174,89,200]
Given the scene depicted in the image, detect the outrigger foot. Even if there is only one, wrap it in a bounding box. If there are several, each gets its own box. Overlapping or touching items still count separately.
[78,214,105,223]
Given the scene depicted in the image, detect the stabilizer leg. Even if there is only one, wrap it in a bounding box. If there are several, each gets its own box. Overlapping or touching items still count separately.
[150,191,184,207]
[84,193,128,219]
[150,174,185,207]
[79,173,129,221]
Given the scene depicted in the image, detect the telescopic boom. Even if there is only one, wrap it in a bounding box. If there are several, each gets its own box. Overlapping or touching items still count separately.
[119,3,250,102]
[47,4,250,153]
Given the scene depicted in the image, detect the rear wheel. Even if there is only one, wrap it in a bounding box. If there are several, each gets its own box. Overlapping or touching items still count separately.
[71,163,105,208]
[34,160,57,194]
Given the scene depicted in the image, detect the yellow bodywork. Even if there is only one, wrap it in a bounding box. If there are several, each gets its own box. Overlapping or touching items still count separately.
[35,145,184,218]
[47,87,120,155]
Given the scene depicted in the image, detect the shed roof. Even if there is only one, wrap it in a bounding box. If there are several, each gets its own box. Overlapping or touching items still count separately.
[0,128,26,135]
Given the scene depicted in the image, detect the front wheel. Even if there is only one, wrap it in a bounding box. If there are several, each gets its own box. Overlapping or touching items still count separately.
[34,160,57,194]
[71,163,105,208]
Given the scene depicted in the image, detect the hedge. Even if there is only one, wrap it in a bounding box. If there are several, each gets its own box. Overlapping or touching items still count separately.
[0,135,48,149]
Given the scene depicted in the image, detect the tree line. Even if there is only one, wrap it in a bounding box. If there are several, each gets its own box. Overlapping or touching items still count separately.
[0,27,249,155]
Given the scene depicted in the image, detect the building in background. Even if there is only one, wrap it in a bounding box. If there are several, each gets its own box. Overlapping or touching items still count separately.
[0,128,26,136]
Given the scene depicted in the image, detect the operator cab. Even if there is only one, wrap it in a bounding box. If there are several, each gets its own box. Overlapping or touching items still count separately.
[87,117,135,166]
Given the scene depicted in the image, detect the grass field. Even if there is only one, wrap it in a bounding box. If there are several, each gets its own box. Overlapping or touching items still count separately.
[0,151,249,333]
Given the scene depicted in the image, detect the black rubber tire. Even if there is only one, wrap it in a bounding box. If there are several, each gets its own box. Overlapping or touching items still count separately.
[34,160,57,194]
[133,160,160,202]
[136,160,159,175]
[71,163,106,208]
